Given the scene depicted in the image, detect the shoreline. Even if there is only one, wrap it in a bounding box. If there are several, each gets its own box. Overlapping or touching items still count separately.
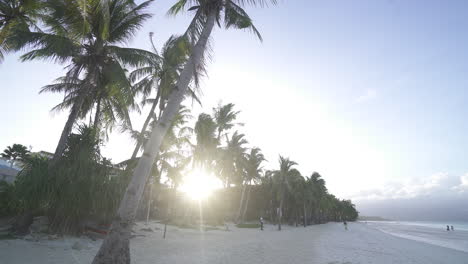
[1,221,468,264]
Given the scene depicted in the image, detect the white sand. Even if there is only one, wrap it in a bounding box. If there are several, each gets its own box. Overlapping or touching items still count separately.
[1,222,468,264]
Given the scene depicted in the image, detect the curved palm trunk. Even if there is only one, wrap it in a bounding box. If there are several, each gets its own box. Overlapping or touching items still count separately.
[130,86,161,160]
[92,12,216,264]
[50,93,86,165]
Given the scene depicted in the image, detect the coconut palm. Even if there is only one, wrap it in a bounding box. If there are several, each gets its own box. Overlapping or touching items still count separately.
[93,1,275,262]
[41,73,136,141]
[273,156,298,231]
[0,0,42,63]
[309,171,327,223]
[1,143,29,167]
[192,113,218,168]
[213,102,243,141]
[16,0,155,164]
[219,131,248,188]
[129,34,201,160]
[237,147,264,223]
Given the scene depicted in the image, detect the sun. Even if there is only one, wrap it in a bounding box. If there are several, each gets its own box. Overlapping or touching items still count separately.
[179,169,222,200]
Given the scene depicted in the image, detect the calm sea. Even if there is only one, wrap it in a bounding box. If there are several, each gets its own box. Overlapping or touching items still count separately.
[363,220,468,253]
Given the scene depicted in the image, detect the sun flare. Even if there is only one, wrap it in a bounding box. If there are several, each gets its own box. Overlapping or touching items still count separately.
[179,169,222,200]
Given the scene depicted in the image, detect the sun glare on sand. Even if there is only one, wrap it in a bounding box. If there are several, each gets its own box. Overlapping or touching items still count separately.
[179,169,223,200]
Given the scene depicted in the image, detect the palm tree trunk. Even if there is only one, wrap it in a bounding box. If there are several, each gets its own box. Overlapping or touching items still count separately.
[145,181,153,224]
[278,197,283,231]
[92,11,216,264]
[269,199,275,224]
[235,181,247,223]
[130,86,160,160]
[241,182,252,222]
[303,203,307,227]
[50,93,86,165]
[93,96,101,132]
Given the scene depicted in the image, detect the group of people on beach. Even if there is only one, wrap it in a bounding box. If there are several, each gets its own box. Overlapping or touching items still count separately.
[446,225,454,231]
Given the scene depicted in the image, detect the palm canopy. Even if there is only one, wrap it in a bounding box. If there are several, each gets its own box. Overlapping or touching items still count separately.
[1,143,30,165]
[0,0,42,62]
[192,113,218,167]
[131,34,202,114]
[273,155,299,191]
[213,102,243,140]
[244,147,265,183]
[217,131,248,186]
[41,74,135,137]
[168,0,276,43]
[18,0,156,160]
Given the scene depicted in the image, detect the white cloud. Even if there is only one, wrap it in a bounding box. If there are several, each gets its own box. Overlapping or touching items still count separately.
[452,173,468,192]
[351,172,466,200]
[355,89,377,103]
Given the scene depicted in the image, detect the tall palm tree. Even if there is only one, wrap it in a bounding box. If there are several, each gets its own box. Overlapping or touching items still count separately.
[0,0,42,63]
[309,171,327,223]
[93,1,275,262]
[273,156,298,231]
[192,113,218,168]
[237,147,264,223]
[219,131,248,187]
[17,0,155,164]
[129,34,201,160]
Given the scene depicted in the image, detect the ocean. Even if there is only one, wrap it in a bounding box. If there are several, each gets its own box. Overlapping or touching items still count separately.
[363,220,468,253]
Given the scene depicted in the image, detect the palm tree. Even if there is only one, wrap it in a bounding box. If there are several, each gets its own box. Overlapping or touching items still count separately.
[273,156,298,231]
[129,34,200,160]
[220,131,248,188]
[93,1,275,262]
[17,0,155,164]
[1,143,29,167]
[192,113,218,168]
[237,147,264,223]
[309,172,327,223]
[41,73,136,140]
[0,0,42,63]
[213,102,242,141]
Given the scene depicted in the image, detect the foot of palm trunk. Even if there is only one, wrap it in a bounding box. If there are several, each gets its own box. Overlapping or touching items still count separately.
[92,220,131,264]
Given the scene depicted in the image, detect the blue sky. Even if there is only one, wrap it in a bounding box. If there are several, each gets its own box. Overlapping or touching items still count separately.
[2,0,468,203]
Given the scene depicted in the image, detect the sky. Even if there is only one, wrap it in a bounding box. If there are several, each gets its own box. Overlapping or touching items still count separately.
[2,0,468,219]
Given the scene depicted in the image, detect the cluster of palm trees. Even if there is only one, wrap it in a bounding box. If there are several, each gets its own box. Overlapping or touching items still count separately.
[2,0,358,263]
[127,101,358,230]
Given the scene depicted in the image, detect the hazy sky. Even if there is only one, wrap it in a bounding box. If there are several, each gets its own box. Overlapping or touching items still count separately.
[2,0,468,208]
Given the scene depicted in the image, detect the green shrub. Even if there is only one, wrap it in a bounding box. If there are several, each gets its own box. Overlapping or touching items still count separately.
[0,181,20,216]
[13,125,130,234]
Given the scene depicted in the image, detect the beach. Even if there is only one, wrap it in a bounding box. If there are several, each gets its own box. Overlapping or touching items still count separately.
[1,221,468,264]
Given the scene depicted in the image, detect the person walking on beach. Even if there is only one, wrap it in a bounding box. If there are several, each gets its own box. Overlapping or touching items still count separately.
[344,221,348,230]
[260,217,264,231]
[451,225,454,231]
[446,225,450,231]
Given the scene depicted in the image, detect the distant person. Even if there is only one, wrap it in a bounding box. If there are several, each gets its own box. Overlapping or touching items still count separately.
[451,225,454,231]
[344,221,348,230]
[260,217,264,231]
[447,225,450,231]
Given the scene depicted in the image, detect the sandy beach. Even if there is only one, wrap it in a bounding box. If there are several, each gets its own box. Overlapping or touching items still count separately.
[1,222,468,264]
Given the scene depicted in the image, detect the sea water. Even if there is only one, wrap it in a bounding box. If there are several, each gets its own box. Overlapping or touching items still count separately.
[364,220,468,253]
